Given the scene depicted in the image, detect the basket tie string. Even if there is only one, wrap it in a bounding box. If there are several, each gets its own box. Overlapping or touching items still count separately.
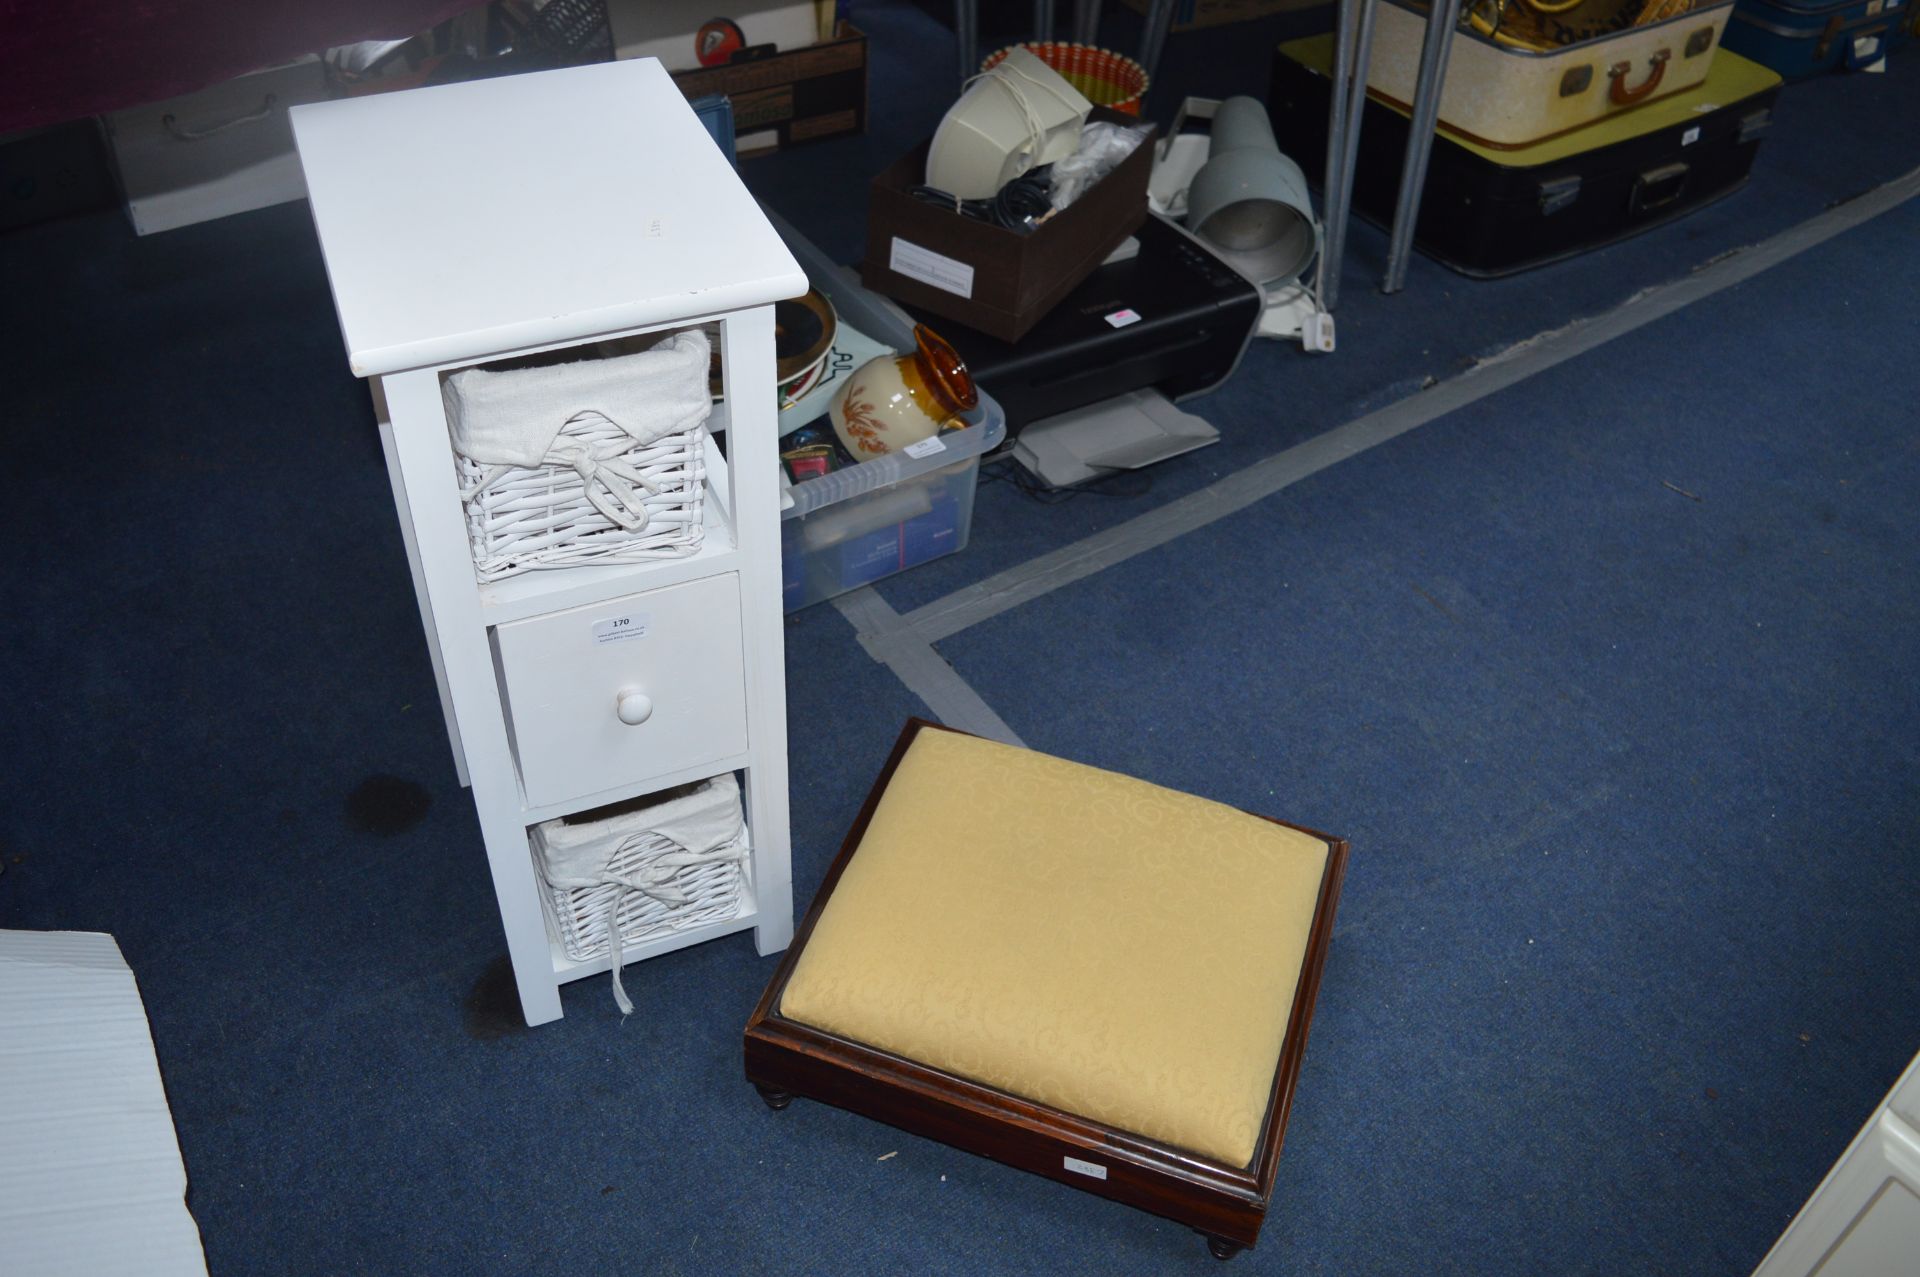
[545,837,748,1016]
[549,426,664,532]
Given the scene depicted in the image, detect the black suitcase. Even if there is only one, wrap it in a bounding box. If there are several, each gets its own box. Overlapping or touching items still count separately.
[1268,37,1783,277]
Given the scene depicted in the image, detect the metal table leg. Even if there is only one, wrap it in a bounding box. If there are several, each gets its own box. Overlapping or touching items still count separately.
[1139,0,1176,79]
[1381,0,1462,294]
[1320,0,1367,309]
[956,0,978,85]
[1034,0,1057,39]
[1328,0,1374,307]
[1073,0,1102,43]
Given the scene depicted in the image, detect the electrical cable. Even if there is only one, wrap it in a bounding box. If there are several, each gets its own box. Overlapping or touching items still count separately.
[981,452,1155,503]
[911,167,1056,232]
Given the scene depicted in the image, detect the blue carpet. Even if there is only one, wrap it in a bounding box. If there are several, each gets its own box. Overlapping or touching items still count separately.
[933,196,1920,1275]
[0,3,1916,1272]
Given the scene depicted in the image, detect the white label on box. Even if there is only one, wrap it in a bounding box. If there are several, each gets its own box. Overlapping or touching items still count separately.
[890,237,975,299]
[644,217,665,238]
[1681,126,1701,146]
[904,436,948,459]
[1063,1156,1108,1180]
[1866,0,1882,14]
[1104,308,1143,329]
[592,612,651,644]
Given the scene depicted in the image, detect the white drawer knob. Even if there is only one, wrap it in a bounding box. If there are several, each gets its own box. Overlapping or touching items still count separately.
[615,688,654,726]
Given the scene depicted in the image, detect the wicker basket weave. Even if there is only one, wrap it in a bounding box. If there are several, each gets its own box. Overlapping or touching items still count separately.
[533,775,748,964]
[445,329,712,581]
[453,411,706,581]
[981,42,1150,115]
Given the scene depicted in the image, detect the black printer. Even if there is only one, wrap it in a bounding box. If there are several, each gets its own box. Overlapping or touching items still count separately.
[900,211,1264,438]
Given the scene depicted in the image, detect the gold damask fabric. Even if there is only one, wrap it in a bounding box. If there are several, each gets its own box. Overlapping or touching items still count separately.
[779,730,1330,1167]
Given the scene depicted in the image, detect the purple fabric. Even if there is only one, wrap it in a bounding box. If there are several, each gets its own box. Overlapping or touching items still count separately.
[0,1,481,133]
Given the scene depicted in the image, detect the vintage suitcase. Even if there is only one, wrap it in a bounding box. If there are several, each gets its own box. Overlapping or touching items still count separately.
[1270,36,1783,276]
[1720,0,1909,77]
[1368,0,1738,148]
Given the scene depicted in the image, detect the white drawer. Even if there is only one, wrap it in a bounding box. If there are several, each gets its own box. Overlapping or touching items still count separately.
[493,574,748,809]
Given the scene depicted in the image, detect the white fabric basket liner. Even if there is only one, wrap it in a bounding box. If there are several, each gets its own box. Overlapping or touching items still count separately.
[442,329,713,580]
[532,773,748,973]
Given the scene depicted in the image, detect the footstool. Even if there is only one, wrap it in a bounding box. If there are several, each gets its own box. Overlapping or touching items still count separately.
[744,720,1349,1259]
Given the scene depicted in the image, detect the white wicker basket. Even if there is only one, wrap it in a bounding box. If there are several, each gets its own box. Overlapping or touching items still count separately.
[453,415,706,581]
[531,774,748,966]
[444,330,711,581]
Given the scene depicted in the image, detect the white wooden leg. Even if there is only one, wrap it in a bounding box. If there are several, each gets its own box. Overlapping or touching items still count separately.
[720,307,795,956]
[372,379,470,789]
[382,368,564,1025]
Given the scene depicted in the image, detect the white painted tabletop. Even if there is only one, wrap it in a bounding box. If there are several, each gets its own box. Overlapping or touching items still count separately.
[292,58,806,378]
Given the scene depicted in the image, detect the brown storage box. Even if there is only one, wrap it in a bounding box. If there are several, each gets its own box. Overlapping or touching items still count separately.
[669,22,867,156]
[859,108,1154,343]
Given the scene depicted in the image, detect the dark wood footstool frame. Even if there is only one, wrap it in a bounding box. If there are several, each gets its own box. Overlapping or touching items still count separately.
[744,719,1350,1260]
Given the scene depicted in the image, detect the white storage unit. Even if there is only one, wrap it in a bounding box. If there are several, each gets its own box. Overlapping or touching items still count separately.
[292,58,804,1025]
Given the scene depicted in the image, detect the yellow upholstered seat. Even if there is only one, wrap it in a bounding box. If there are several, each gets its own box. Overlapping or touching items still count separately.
[778,730,1331,1167]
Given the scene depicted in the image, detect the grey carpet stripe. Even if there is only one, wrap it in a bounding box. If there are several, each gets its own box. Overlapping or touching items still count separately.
[894,164,1920,646]
[830,587,1027,746]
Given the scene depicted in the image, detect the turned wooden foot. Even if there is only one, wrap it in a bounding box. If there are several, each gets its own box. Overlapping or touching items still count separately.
[754,1083,795,1111]
[1206,1235,1244,1261]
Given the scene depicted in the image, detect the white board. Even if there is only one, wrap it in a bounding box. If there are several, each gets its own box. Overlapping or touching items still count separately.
[0,931,209,1277]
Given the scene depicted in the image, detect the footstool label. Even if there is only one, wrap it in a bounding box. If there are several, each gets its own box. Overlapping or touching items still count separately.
[1063,1156,1108,1180]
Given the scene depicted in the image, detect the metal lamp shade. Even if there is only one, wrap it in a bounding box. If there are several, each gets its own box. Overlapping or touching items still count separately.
[1185,96,1319,286]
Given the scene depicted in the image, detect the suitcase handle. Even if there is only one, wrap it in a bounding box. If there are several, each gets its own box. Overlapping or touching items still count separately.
[1816,13,1891,61]
[1630,162,1690,216]
[1607,51,1672,106]
[162,93,279,143]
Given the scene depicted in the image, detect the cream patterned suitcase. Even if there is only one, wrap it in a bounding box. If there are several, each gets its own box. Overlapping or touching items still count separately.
[1366,0,1737,148]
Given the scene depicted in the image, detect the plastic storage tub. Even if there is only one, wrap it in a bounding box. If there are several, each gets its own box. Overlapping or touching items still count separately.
[780,414,1003,611]
[764,208,1009,612]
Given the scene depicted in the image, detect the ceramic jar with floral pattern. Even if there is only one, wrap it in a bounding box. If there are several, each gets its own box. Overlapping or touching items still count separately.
[828,324,978,459]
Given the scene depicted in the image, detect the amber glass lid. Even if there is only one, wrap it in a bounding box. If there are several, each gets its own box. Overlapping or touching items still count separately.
[912,324,979,416]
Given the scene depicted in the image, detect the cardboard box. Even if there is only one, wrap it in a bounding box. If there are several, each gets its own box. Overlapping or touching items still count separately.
[1120,0,1328,30]
[668,22,867,156]
[860,109,1154,343]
